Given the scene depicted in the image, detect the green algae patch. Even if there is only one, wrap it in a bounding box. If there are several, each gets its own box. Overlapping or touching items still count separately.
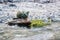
[30,20,51,28]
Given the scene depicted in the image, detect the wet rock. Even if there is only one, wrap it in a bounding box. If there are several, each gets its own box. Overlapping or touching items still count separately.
[52,32,60,40]
[9,4,17,7]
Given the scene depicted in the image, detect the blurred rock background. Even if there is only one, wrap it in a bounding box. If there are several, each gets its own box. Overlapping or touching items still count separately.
[0,0,60,40]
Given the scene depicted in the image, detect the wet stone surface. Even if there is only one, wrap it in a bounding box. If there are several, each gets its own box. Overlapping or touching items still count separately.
[0,22,60,40]
[0,2,60,40]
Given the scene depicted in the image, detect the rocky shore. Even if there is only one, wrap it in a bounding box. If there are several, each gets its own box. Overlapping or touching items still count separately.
[0,1,60,40]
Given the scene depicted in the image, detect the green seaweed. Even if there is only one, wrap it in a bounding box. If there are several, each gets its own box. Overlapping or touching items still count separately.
[30,19,51,28]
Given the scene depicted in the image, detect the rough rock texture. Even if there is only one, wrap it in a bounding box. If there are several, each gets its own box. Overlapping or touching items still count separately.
[0,1,60,40]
